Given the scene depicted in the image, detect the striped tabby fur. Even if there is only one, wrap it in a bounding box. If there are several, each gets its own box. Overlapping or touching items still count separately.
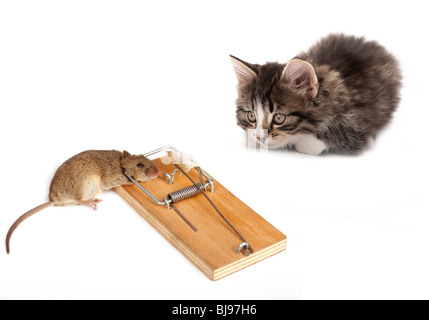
[231,34,402,155]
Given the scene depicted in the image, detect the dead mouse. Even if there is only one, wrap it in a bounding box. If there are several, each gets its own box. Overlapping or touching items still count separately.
[6,150,159,254]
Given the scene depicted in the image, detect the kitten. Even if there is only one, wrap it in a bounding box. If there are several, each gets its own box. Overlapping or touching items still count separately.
[231,34,402,155]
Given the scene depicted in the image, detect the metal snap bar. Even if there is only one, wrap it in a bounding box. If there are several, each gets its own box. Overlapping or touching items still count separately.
[173,164,253,256]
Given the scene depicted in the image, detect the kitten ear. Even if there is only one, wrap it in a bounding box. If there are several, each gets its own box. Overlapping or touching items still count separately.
[282,59,318,99]
[230,55,257,84]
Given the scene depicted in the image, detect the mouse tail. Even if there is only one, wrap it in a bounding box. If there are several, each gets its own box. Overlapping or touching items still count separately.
[6,201,55,254]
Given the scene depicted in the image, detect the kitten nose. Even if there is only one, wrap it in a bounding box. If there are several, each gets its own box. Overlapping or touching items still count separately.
[256,135,268,144]
[256,130,268,143]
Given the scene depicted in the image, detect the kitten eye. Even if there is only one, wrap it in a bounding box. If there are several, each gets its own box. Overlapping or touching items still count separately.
[247,111,256,123]
[137,163,144,168]
[273,113,286,125]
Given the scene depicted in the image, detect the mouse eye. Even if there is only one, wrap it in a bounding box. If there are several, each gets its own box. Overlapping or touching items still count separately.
[137,163,144,168]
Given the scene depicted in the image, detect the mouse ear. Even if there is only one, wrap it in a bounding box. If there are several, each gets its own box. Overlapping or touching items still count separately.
[123,150,131,158]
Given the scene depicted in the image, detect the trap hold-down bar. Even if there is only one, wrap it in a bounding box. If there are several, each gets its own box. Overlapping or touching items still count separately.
[125,145,253,256]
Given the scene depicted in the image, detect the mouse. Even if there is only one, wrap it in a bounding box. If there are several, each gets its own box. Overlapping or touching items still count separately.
[5,149,159,254]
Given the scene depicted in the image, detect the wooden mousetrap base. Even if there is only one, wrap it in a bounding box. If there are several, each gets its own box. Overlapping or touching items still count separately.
[114,158,286,280]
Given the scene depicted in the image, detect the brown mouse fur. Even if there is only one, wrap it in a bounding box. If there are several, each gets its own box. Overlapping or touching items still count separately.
[6,150,159,254]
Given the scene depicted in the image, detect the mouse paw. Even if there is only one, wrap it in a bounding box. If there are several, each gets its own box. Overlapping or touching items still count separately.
[79,199,102,210]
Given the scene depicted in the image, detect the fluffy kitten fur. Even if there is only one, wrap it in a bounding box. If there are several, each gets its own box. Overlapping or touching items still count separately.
[231,34,402,155]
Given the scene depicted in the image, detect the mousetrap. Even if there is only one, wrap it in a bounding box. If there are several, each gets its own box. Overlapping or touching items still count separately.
[114,146,286,280]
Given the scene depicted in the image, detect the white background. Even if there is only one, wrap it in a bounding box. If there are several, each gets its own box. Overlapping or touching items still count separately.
[1,0,428,300]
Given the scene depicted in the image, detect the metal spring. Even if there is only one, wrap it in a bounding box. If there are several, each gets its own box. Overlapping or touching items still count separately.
[173,165,254,256]
[167,183,206,203]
